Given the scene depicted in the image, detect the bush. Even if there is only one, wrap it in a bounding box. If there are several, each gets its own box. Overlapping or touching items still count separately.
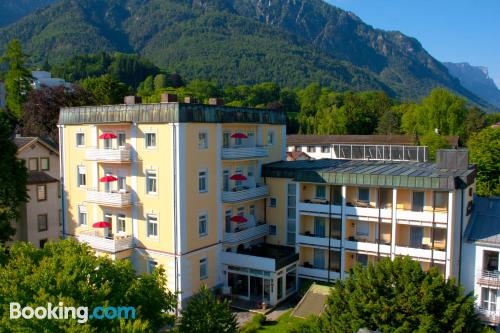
[239,313,266,333]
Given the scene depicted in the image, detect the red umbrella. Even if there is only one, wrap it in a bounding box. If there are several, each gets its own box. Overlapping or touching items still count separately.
[99,133,117,139]
[231,133,248,139]
[231,215,247,223]
[99,175,118,182]
[230,174,247,181]
[92,221,112,228]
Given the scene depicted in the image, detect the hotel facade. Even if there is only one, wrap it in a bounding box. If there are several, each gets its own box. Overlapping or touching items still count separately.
[59,99,476,308]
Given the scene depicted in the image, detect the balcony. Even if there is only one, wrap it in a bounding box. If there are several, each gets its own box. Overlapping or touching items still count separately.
[222,184,268,203]
[296,234,341,248]
[222,146,267,160]
[298,266,340,281]
[77,230,134,253]
[85,148,131,162]
[221,244,299,272]
[223,223,269,244]
[477,270,500,287]
[345,205,392,221]
[477,308,500,325]
[86,190,132,207]
[298,201,342,215]
[395,245,446,261]
[344,239,391,254]
[396,209,448,224]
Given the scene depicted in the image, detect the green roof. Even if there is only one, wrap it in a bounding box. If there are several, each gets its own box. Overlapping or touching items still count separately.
[262,159,476,190]
[58,102,286,125]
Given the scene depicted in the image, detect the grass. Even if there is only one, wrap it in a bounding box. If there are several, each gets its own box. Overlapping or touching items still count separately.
[239,310,306,333]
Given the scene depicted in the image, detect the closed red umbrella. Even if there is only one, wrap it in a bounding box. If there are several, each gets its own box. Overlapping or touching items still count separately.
[99,175,118,182]
[99,133,117,139]
[231,215,248,223]
[92,221,112,228]
[230,174,247,181]
[231,133,248,139]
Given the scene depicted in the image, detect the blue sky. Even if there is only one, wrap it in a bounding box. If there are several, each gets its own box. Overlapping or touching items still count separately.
[326,0,500,87]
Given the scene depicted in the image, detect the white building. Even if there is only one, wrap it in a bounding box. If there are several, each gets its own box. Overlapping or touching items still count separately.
[462,196,500,330]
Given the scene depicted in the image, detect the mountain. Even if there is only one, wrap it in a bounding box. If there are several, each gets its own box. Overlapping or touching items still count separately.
[0,0,56,27]
[443,62,500,108]
[0,0,490,107]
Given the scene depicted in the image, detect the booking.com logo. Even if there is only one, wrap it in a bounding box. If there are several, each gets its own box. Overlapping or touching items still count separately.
[10,302,136,323]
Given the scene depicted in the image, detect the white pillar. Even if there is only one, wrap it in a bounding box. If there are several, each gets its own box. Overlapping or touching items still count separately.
[340,185,347,278]
[445,191,454,279]
[391,188,398,260]
[131,123,138,243]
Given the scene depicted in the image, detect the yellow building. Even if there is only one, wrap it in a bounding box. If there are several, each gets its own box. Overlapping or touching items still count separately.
[263,152,475,282]
[58,97,296,307]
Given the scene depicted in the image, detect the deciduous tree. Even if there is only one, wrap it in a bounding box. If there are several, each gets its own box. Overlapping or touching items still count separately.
[80,74,131,105]
[468,127,500,196]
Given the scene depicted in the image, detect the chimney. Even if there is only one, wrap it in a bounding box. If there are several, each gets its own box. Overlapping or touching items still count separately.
[436,149,469,170]
[160,93,178,103]
[184,96,198,104]
[208,98,224,106]
[124,96,141,105]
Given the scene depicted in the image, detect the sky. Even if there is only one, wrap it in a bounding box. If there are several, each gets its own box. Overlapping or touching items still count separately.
[326,0,500,88]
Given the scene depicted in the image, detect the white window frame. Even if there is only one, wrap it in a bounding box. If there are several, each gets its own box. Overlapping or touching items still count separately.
[117,214,126,233]
[146,170,157,195]
[482,287,498,311]
[267,129,274,145]
[356,221,370,238]
[198,131,208,149]
[147,215,158,238]
[200,257,208,280]
[145,132,157,149]
[315,185,326,199]
[321,146,330,153]
[77,166,86,188]
[78,206,87,226]
[198,169,208,193]
[117,132,126,147]
[307,146,316,153]
[358,187,370,202]
[198,214,208,237]
[76,132,85,147]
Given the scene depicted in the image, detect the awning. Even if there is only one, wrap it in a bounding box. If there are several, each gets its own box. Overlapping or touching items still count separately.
[99,175,118,182]
[99,133,117,139]
[230,174,247,181]
[231,215,248,223]
[92,221,112,228]
[231,133,248,139]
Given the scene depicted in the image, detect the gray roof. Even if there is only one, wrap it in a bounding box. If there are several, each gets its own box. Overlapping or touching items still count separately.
[262,159,476,190]
[27,171,58,185]
[14,136,59,154]
[59,102,286,125]
[13,137,37,149]
[465,197,500,245]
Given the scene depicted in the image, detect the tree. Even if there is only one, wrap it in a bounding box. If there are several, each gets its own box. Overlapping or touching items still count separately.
[80,74,131,105]
[321,257,482,333]
[2,40,32,119]
[468,127,500,197]
[419,133,451,161]
[463,107,486,141]
[0,240,177,332]
[178,285,237,333]
[377,108,401,135]
[22,85,95,143]
[0,112,28,243]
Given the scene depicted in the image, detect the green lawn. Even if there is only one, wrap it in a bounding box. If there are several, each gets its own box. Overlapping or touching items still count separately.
[240,310,306,333]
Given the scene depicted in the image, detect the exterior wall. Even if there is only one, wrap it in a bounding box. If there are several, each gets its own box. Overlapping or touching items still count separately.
[264,178,289,246]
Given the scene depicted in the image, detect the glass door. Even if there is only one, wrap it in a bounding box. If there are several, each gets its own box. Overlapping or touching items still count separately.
[313,248,325,269]
[410,226,424,248]
[412,191,425,212]
[314,217,326,237]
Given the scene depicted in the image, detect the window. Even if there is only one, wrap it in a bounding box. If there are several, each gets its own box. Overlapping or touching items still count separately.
[269,225,277,235]
[307,146,316,153]
[198,131,208,149]
[267,130,274,145]
[321,146,330,153]
[39,239,48,248]
[198,170,207,193]
[357,254,368,267]
[103,137,112,149]
[78,206,87,226]
[237,206,245,217]
[295,146,302,152]
[198,214,208,237]
[147,215,158,238]
[117,176,126,192]
[40,158,49,171]
[223,170,230,192]
[145,132,156,148]
[146,171,157,194]
[76,133,85,147]
[118,132,126,147]
[37,184,47,201]
[37,214,48,232]
[315,185,326,199]
[200,258,208,280]
[223,132,230,148]
[147,260,157,274]
[286,183,297,245]
[356,221,369,237]
[77,166,86,187]
[249,205,256,219]
[358,188,370,202]
[435,192,448,210]
[28,158,38,171]
[117,214,126,233]
[269,197,277,208]
[482,287,498,311]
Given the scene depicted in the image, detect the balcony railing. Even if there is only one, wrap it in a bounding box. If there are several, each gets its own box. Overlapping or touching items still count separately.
[477,307,500,325]
[222,146,267,160]
[86,190,132,207]
[477,270,500,286]
[345,205,392,221]
[296,234,341,248]
[77,230,134,253]
[85,148,131,162]
[298,266,340,281]
[395,245,446,260]
[298,201,342,215]
[223,223,269,244]
[345,239,391,254]
[222,184,268,203]
[396,209,448,224]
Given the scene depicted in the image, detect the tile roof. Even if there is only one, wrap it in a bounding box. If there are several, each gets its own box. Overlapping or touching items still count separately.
[262,159,476,190]
[465,196,500,246]
[27,171,59,185]
[13,137,37,149]
[14,136,59,154]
